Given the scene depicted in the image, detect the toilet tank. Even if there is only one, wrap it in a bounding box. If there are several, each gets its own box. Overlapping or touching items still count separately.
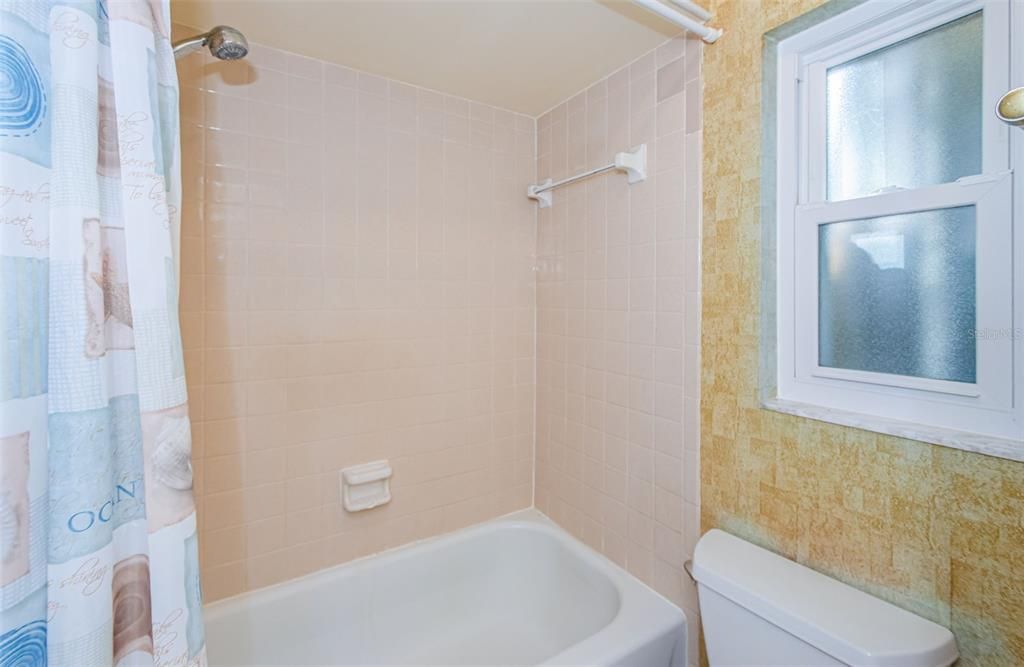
[692,530,958,667]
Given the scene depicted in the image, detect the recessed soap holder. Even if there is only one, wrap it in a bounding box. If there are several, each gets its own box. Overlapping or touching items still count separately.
[340,460,392,512]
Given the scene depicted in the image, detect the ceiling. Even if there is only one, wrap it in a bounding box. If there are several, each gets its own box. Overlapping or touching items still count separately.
[169,0,680,116]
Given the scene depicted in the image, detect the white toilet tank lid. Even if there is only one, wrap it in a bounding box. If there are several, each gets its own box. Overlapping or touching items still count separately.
[692,529,958,667]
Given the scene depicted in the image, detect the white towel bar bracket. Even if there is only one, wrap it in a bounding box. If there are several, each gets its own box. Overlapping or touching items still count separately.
[527,144,647,209]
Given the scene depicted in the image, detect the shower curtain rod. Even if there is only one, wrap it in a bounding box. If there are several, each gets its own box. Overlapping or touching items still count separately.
[632,0,722,43]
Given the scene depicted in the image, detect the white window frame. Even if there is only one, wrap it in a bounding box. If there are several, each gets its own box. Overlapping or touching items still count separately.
[769,0,1024,458]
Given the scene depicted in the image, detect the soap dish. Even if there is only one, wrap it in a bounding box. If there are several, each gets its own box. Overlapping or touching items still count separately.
[340,460,392,512]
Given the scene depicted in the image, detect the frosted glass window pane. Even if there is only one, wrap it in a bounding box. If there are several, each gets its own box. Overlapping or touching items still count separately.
[818,207,976,383]
[826,12,983,200]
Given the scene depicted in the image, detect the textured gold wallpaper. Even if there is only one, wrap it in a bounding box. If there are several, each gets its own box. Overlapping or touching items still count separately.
[700,1,1024,664]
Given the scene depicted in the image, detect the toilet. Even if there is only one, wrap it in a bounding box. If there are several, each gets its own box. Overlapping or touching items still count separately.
[692,529,959,666]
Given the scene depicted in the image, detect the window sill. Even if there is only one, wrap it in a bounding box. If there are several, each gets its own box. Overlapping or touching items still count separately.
[762,397,1024,463]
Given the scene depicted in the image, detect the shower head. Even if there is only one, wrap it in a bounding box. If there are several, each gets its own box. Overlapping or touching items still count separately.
[173,25,248,61]
[205,26,248,60]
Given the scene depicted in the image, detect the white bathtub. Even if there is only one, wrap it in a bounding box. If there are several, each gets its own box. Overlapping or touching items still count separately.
[204,510,687,666]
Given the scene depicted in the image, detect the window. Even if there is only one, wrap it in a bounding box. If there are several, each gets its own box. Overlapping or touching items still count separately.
[769,0,1023,455]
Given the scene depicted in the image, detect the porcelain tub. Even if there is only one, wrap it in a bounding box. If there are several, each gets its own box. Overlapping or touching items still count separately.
[204,510,686,666]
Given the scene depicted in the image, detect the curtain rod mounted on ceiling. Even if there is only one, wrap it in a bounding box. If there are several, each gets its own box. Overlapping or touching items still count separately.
[633,0,722,44]
[527,145,647,208]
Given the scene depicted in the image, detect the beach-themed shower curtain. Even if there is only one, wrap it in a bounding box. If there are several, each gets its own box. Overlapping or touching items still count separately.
[0,1,204,665]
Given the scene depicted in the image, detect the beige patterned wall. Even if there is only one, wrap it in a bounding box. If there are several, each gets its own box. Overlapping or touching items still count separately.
[534,34,703,667]
[700,1,1024,664]
[175,37,536,601]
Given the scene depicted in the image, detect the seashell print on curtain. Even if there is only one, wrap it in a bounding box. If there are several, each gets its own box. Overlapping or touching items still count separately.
[0,1,205,665]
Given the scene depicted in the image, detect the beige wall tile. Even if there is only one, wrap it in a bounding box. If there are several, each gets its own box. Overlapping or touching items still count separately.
[179,40,536,603]
[535,36,702,631]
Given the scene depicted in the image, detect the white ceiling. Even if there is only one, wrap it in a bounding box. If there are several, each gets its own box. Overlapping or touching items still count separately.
[170,0,680,116]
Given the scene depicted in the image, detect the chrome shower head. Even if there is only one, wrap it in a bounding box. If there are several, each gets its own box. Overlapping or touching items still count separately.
[173,25,248,61]
[205,26,248,60]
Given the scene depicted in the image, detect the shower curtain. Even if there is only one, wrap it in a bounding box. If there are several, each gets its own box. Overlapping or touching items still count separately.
[1,1,205,665]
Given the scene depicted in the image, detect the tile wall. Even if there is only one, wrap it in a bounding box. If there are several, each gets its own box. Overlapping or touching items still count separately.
[176,36,537,601]
[533,34,703,665]
[701,1,1024,664]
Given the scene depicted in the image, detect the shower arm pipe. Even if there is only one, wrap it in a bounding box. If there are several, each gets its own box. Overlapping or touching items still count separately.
[632,0,722,44]
[172,34,207,59]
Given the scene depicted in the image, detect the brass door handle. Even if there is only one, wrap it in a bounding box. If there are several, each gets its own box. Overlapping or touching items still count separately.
[996,87,1024,126]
